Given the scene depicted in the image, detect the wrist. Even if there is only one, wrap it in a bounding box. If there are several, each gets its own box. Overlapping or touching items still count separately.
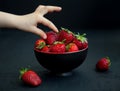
[13,15,24,30]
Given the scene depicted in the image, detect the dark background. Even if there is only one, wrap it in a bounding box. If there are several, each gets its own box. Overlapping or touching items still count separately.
[0,0,120,29]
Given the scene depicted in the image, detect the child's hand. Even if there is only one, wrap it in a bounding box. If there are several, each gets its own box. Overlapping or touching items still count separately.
[16,5,62,39]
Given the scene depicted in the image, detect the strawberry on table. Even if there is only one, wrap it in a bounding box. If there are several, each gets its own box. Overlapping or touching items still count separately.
[66,43,79,52]
[19,68,42,87]
[58,27,75,45]
[50,41,66,53]
[73,33,88,50]
[96,57,111,71]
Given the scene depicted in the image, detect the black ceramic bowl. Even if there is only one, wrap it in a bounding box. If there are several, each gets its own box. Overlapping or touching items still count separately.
[34,47,88,73]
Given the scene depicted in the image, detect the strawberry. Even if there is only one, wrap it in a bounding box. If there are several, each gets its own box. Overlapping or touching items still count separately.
[73,38,83,50]
[45,31,58,45]
[50,41,66,53]
[96,57,111,71]
[66,43,79,52]
[35,39,46,49]
[19,68,42,86]
[73,33,88,50]
[40,45,50,52]
[58,28,74,45]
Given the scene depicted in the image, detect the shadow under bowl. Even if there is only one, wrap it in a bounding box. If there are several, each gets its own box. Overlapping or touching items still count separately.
[34,47,88,73]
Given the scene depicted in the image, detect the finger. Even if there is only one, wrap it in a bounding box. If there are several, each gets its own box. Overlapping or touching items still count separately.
[31,26,47,39]
[39,17,59,33]
[35,5,62,15]
[45,6,62,13]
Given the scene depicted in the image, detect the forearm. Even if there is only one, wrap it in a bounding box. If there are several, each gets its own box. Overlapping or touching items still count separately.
[0,11,20,28]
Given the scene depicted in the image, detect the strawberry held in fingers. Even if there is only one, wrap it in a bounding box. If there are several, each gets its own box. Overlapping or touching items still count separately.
[96,57,111,71]
[20,68,42,87]
[58,28,74,44]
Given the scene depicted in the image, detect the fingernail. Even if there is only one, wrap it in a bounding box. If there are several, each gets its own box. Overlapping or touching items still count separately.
[59,7,62,10]
[56,29,59,33]
[43,35,47,39]
[54,27,59,33]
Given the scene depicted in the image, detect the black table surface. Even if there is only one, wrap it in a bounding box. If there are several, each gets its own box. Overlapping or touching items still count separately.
[0,29,120,91]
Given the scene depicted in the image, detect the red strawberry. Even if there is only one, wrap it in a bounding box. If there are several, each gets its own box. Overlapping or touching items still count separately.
[45,31,58,45]
[96,57,111,71]
[20,68,42,86]
[58,28,74,44]
[50,41,66,53]
[66,43,79,52]
[40,45,50,52]
[73,33,88,50]
[73,38,83,50]
[35,39,46,49]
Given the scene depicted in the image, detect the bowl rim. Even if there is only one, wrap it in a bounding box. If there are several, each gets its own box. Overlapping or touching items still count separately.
[34,46,88,54]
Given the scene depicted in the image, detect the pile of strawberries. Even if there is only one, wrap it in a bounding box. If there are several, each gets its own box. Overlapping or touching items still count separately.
[34,28,88,53]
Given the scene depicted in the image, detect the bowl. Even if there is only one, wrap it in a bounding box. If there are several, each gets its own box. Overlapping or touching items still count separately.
[34,46,88,73]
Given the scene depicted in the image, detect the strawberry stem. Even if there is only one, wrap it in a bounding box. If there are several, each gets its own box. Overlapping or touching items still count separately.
[19,68,29,79]
[66,44,70,51]
[61,27,73,34]
[81,33,86,37]
[75,33,87,43]
[54,41,63,44]
[36,42,46,49]
[106,56,111,66]
[62,39,66,43]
